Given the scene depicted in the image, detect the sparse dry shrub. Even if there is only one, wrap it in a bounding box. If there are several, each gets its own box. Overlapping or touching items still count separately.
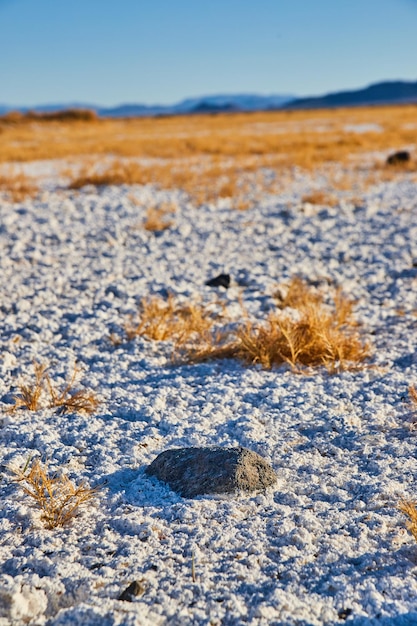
[409,386,417,429]
[301,190,338,207]
[232,296,367,371]
[274,276,323,310]
[68,159,149,189]
[144,202,175,231]
[45,365,100,415]
[10,362,48,412]
[233,197,253,211]
[0,110,25,124]
[175,329,238,364]
[11,458,99,529]
[65,152,356,207]
[0,109,97,124]
[124,294,220,345]
[410,385,417,407]
[0,167,38,202]
[68,156,254,205]
[27,108,98,122]
[399,500,417,543]
[9,362,99,414]
[184,278,369,372]
[127,280,369,372]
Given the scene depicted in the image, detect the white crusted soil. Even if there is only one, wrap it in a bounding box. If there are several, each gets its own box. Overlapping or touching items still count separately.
[1,164,417,625]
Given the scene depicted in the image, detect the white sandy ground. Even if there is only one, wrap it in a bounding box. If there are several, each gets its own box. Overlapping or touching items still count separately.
[1,163,417,626]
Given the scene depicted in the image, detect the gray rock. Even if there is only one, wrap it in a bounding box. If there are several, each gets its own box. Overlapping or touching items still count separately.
[146,446,277,498]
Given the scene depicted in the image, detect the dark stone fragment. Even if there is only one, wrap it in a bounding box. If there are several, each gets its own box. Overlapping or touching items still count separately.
[338,608,352,620]
[386,150,410,165]
[205,273,231,289]
[89,562,105,571]
[118,580,145,601]
[146,446,277,498]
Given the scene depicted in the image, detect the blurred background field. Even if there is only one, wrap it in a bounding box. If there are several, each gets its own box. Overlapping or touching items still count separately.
[1,103,416,205]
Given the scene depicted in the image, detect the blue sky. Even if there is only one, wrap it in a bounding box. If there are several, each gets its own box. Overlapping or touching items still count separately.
[1,0,417,106]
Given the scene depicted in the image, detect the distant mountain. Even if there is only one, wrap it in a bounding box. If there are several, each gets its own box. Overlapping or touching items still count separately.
[0,94,294,119]
[98,93,294,117]
[285,80,417,109]
[2,81,417,119]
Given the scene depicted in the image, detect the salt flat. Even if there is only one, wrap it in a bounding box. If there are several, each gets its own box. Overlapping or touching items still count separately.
[1,164,417,625]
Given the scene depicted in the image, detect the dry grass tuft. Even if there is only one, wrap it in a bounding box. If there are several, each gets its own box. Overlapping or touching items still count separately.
[274,276,323,310]
[0,167,38,202]
[121,281,369,372]
[144,203,175,232]
[45,365,100,415]
[399,500,417,543]
[27,109,98,122]
[232,295,367,372]
[10,362,48,411]
[68,160,148,189]
[68,157,254,205]
[409,385,417,407]
[124,294,220,345]
[184,278,370,372]
[301,190,338,207]
[11,458,99,529]
[9,362,99,414]
[1,108,98,124]
[176,329,238,365]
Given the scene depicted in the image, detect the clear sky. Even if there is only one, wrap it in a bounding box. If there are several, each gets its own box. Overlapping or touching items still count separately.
[1,0,417,107]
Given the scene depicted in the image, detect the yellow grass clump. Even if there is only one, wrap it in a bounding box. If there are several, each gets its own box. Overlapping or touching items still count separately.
[123,294,221,344]
[410,385,417,407]
[230,289,368,372]
[9,362,99,415]
[10,362,47,411]
[11,457,99,529]
[46,365,100,415]
[68,159,148,189]
[68,156,260,206]
[143,203,175,232]
[301,190,338,207]
[122,279,370,372]
[399,500,417,543]
[0,167,38,202]
[183,278,369,371]
[274,275,323,309]
[1,108,98,123]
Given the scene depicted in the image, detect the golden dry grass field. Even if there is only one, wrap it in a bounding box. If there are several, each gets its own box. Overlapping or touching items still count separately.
[0,104,416,204]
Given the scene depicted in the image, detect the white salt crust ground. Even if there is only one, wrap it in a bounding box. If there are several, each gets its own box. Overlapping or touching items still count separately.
[1,164,417,625]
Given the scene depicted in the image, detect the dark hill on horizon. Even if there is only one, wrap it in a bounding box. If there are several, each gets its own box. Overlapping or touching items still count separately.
[1,80,417,118]
[285,80,417,110]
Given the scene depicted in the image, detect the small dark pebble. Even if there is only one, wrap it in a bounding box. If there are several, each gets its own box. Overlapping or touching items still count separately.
[147,564,158,571]
[89,562,105,570]
[118,580,145,601]
[205,273,230,288]
[338,608,352,620]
